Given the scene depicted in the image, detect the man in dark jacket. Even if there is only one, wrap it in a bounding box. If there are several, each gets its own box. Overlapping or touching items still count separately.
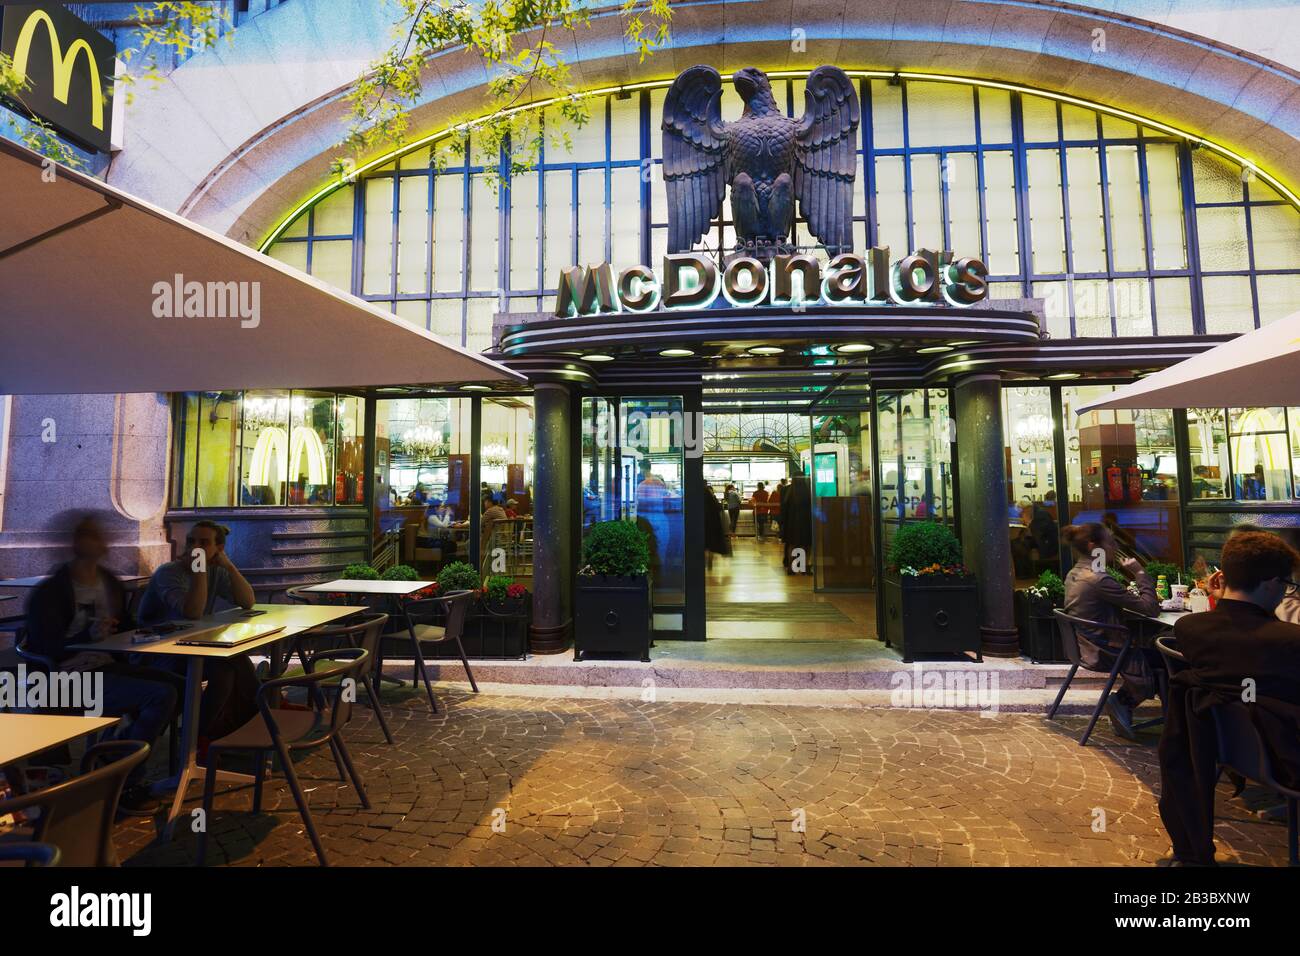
[24,515,179,814]
[1159,531,1300,865]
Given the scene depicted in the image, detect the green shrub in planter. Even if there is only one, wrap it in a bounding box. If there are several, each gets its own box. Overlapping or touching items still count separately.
[485,575,514,604]
[888,521,963,572]
[342,562,379,580]
[437,561,481,593]
[1030,569,1065,606]
[381,563,420,582]
[581,520,650,578]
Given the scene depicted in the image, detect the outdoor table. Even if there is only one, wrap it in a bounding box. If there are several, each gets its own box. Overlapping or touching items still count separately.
[300,579,440,710]
[0,713,120,766]
[68,602,366,842]
[0,574,151,589]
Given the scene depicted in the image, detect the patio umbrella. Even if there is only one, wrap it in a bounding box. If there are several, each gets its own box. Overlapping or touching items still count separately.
[1076,309,1300,413]
[0,138,524,395]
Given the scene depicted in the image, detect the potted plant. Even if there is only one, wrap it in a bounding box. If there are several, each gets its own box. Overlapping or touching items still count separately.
[483,575,527,615]
[341,561,380,580]
[1015,569,1067,663]
[574,520,652,662]
[381,563,421,582]
[882,522,980,662]
[436,560,481,594]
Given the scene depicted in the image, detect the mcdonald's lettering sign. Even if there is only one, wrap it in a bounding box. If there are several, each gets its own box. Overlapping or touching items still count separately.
[1,4,116,153]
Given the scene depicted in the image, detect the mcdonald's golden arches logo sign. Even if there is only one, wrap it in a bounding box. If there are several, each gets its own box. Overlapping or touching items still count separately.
[1,4,116,153]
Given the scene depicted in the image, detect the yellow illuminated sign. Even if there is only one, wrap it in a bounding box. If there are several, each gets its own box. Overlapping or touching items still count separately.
[10,8,105,131]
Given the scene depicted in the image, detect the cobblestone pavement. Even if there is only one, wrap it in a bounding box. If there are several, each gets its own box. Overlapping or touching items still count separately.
[117,692,1291,867]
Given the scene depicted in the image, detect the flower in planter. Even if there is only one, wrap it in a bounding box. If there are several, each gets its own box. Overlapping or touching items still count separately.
[1025,569,1065,605]
[506,583,527,599]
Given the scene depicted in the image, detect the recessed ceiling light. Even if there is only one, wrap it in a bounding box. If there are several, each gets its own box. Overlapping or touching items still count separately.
[747,345,784,355]
[584,353,615,362]
[1045,372,1081,380]
[834,343,874,354]
[917,345,954,354]
[461,384,492,391]
[948,340,980,347]
[659,348,695,358]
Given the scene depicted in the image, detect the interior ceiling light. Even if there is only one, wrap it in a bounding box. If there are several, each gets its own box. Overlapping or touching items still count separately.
[833,343,874,354]
[461,384,492,391]
[747,345,784,355]
[916,345,954,354]
[584,353,615,362]
[1045,372,1081,380]
[659,348,695,357]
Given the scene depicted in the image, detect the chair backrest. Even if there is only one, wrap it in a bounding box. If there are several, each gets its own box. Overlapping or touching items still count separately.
[0,740,148,867]
[1210,701,1277,789]
[299,612,388,660]
[1154,634,1188,676]
[0,841,61,867]
[285,585,321,605]
[260,647,370,739]
[441,589,476,642]
[1052,609,1129,671]
[14,627,56,672]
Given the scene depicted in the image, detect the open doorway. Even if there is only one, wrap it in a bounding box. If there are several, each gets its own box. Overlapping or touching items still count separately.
[701,400,877,641]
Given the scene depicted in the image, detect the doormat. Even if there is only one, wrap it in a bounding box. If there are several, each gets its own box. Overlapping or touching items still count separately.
[706,602,851,623]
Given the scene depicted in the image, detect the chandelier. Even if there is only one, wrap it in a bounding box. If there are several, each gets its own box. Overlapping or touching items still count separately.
[400,425,447,462]
[243,394,305,431]
[1015,414,1053,445]
[481,442,510,469]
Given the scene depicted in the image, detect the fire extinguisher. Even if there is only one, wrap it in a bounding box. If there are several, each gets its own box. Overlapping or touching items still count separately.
[335,471,345,502]
[1106,462,1124,503]
[1126,464,1143,503]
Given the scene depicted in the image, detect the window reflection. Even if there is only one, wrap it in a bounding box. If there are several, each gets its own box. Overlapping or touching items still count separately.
[1003,386,1058,585]
[1062,387,1181,564]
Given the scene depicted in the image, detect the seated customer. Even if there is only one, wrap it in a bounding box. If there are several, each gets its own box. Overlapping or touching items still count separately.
[24,514,179,815]
[1063,522,1161,740]
[1159,531,1300,866]
[137,520,260,746]
[1175,532,1300,705]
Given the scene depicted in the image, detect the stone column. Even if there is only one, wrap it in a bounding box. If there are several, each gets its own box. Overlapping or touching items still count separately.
[0,393,172,579]
[528,382,574,653]
[953,374,1019,657]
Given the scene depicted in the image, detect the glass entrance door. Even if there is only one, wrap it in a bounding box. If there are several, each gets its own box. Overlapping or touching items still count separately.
[808,388,876,592]
[581,395,687,634]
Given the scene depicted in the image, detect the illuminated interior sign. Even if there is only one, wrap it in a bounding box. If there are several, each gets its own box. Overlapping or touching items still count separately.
[554,248,988,318]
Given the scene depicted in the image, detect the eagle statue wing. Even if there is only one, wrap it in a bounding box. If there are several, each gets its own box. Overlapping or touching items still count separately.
[662,65,729,253]
[794,66,861,254]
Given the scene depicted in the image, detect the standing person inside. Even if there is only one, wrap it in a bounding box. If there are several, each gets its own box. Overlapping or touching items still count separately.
[137,520,260,752]
[751,482,770,540]
[724,484,741,538]
[480,492,508,566]
[781,476,813,575]
[24,514,180,815]
[700,476,731,570]
[1062,522,1161,739]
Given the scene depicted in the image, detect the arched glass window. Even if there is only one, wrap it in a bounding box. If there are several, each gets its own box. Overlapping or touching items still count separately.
[265,73,1300,348]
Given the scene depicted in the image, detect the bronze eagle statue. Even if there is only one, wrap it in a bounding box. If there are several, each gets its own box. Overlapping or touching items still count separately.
[662,65,860,261]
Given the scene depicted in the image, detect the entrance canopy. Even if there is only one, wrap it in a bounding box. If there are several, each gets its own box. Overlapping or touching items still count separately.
[0,139,524,395]
[1076,310,1300,413]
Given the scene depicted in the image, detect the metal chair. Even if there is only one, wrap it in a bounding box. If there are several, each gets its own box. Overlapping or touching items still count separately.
[284,585,322,605]
[281,613,393,744]
[1048,609,1162,746]
[0,842,61,866]
[401,590,480,711]
[0,740,149,867]
[196,647,371,867]
[1210,701,1300,866]
[1155,634,1188,675]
